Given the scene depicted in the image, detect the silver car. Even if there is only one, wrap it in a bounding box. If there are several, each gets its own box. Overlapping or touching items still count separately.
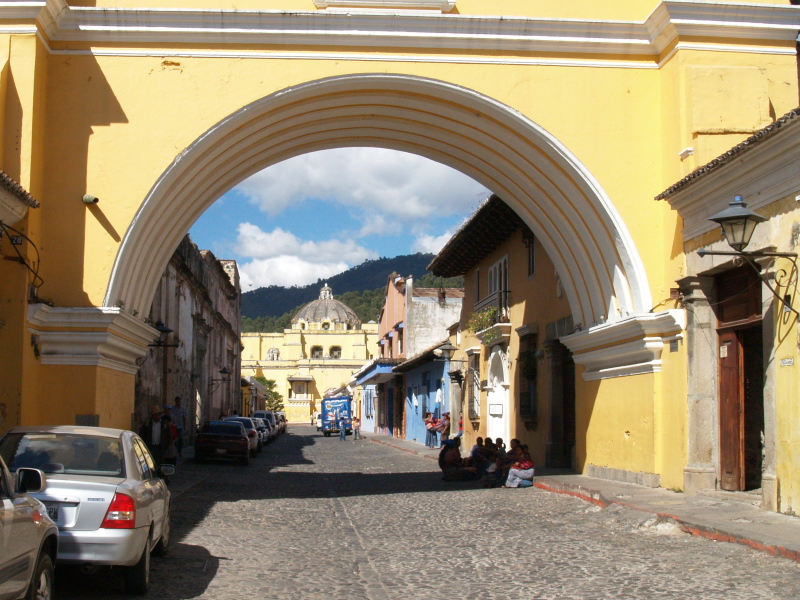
[0,455,58,600]
[0,426,174,596]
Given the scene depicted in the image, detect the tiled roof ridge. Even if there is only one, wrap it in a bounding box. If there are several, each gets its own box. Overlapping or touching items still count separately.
[655,106,800,201]
[393,338,449,372]
[427,195,493,268]
[0,170,39,208]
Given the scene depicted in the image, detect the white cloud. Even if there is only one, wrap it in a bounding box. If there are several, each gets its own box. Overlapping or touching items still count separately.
[412,232,454,255]
[239,256,353,289]
[235,222,377,288]
[235,148,488,226]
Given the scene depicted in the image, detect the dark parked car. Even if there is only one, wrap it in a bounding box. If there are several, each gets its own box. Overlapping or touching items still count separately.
[222,417,260,456]
[0,454,58,600]
[195,421,250,466]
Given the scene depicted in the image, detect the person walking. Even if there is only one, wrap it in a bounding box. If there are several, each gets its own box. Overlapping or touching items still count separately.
[352,416,362,441]
[424,413,437,448]
[138,405,172,467]
[437,413,451,447]
[170,396,187,458]
[339,414,347,441]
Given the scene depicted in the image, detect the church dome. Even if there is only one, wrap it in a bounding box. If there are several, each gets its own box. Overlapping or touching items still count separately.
[293,284,360,327]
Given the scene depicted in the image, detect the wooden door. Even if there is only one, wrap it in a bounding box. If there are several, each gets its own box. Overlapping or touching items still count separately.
[719,330,744,491]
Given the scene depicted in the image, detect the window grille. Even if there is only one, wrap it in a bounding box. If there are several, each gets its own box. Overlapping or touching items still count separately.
[363,389,375,418]
[518,335,538,428]
[467,360,480,420]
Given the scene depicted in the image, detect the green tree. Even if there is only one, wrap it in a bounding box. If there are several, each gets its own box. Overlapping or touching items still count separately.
[254,375,285,411]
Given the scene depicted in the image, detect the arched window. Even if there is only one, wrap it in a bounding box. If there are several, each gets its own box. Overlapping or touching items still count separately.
[322,321,330,330]
[330,346,342,359]
[311,346,323,359]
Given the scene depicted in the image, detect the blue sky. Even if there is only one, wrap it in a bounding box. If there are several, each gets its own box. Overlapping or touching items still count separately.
[189,148,489,290]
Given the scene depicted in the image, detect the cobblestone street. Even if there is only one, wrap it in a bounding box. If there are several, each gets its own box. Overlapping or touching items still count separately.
[57,425,800,599]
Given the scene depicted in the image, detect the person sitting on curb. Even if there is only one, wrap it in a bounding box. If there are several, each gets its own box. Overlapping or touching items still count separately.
[503,445,534,488]
[438,438,480,482]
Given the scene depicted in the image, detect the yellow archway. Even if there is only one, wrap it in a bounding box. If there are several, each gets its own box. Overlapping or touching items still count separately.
[107,74,651,332]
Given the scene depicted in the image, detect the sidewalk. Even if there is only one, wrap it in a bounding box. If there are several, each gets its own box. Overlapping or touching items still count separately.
[369,432,800,563]
[166,446,210,500]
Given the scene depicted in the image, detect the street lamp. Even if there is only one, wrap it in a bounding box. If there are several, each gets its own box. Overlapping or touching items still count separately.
[437,341,468,384]
[147,320,179,413]
[706,195,766,252]
[698,195,798,317]
[148,320,179,348]
[210,367,232,417]
[211,367,231,384]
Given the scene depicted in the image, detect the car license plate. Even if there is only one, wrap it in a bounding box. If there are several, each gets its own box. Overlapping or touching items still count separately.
[45,503,58,522]
[215,448,226,454]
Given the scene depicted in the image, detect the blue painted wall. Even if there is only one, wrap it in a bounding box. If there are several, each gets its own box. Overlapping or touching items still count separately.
[403,360,449,446]
[360,384,377,433]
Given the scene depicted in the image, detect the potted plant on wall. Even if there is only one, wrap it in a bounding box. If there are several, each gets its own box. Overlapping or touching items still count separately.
[467,307,512,347]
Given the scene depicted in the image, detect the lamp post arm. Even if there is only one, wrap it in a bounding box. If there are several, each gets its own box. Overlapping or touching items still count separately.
[697,248,800,318]
[696,249,798,259]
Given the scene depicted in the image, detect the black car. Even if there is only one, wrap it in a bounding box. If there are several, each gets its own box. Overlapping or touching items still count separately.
[195,421,250,465]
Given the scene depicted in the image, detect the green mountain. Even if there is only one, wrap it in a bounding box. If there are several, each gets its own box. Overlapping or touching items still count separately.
[240,253,463,331]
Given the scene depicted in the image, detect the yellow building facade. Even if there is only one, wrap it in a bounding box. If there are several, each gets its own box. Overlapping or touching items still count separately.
[659,109,800,515]
[432,195,681,488]
[241,285,379,422]
[0,0,798,512]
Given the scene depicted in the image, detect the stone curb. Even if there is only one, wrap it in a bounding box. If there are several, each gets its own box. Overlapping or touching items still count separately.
[534,479,800,564]
[369,436,439,461]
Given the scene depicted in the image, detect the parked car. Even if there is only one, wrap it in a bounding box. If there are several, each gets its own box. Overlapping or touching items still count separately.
[251,418,271,446]
[275,412,287,432]
[0,454,58,600]
[194,421,250,466]
[222,417,260,456]
[251,411,279,441]
[0,425,174,596]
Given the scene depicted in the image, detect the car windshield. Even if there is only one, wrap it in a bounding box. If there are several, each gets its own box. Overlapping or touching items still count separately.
[225,418,254,430]
[0,432,125,477]
[203,423,244,435]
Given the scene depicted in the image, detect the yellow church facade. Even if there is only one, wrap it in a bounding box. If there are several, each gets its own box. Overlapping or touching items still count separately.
[0,0,799,513]
[241,285,379,422]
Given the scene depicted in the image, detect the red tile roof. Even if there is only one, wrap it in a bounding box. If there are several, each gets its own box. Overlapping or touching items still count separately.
[0,170,39,208]
[655,106,800,201]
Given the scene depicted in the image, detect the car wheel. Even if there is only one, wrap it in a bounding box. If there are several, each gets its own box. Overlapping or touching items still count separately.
[26,552,54,600]
[124,537,150,596]
[153,505,170,556]
[240,454,249,466]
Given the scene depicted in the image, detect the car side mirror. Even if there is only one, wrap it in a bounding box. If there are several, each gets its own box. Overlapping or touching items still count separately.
[15,468,46,494]
[159,465,175,478]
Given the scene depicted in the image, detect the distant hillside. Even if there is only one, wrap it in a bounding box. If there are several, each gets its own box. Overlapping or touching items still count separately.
[242,270,465,333]
[241,253,446,319]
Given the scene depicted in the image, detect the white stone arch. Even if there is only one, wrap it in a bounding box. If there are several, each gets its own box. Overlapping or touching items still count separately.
[106,74,650,331]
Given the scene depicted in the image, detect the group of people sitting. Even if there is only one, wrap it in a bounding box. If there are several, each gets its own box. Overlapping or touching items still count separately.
[438,436,534,488]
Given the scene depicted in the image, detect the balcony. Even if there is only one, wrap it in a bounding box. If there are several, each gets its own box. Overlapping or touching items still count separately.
[470,290,511,347]
[475,322,512,348]
[474,289,509,320]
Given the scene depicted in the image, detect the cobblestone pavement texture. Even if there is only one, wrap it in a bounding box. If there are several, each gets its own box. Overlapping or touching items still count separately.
[56,425,800,599]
